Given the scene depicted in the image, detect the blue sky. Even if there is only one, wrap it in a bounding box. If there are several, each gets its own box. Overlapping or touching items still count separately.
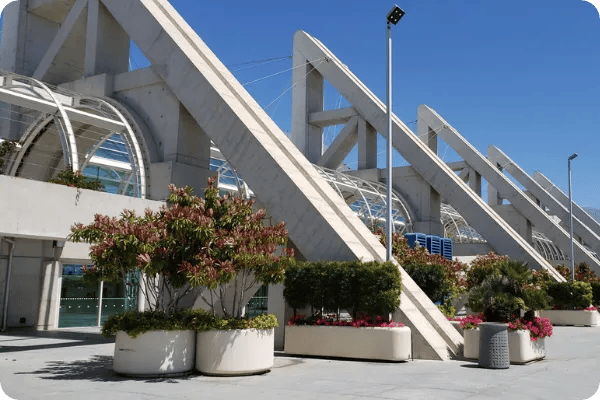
[2,0,599,208]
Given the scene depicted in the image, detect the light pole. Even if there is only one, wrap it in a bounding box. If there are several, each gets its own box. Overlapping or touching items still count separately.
[568,153,578,282]
[385,5,405,261]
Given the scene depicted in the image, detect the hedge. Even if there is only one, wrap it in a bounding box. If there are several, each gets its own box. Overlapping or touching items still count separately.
[590,282,600,308]
[402,262,452,304]
[546,281,593,309]
[283,260,401,318]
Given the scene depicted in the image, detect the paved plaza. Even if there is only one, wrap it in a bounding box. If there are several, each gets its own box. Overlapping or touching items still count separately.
[0,326,598,400]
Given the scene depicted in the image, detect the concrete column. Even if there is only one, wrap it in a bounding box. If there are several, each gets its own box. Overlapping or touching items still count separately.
[357,116,377,170]
[392,166,443,236]
[36,243,62,330]
[487,162,503,206]
[468,168,482,197]
[291,50,324,162]
[266,283,285,351]
[84,0,129,77]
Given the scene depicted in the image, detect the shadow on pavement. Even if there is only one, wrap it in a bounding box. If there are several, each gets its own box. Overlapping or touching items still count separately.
[15,355,195,383]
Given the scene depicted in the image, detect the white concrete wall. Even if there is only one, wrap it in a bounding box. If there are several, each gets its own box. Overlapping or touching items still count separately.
[0,175,164,240]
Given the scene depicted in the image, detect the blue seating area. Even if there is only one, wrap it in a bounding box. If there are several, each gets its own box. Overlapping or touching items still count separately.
[404,233,453,260]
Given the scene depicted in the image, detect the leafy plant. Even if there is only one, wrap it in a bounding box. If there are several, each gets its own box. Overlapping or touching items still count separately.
[287,314,404,328]
[546,281,593,310]
[49,168,105,191]
[375,229,467,312]
[283,260,401,319]
[591,282,600,308]
[0,139,17,174]
[555,263,599,282]
[101,309,278,338]
[402,262,453,304]
[70,178,295,317]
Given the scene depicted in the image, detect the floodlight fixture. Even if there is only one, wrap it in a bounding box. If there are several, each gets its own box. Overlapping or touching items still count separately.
[568,153,578,161]
[386,5,405,25]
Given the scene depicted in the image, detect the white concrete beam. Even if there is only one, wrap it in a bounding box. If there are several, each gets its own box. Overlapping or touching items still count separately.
[32,0,88,82]
[489,145,600,254]
[317,116,358,169]
[533,171,600,238]
[309,107,358,127]
[418,105,599,273]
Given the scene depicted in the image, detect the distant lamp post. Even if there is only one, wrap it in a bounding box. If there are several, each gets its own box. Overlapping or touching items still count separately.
[568,153,578,282]
[385,5,405,261]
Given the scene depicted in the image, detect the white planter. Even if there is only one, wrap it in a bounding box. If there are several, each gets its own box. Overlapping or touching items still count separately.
[539,309,600,326]
[463,328,479,359]
[196,328,274,376]
[284,325,411,361]
[463,329,546,364]
[508,330,546,364]
[113,330,196,376]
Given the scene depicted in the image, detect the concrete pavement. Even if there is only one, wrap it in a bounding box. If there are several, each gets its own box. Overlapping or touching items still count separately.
[0,326,599,400]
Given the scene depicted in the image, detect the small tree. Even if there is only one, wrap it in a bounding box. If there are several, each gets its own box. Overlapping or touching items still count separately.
[70,178,294,317]
[49,168,105,191]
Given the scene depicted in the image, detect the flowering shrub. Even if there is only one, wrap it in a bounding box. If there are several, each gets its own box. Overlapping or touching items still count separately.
[448,314,484,330]
[508,317,553,342]
[288,314,404,328]
[70,178,294,316]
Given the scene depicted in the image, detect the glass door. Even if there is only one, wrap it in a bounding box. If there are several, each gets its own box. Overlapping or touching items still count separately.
[58,265,139,328]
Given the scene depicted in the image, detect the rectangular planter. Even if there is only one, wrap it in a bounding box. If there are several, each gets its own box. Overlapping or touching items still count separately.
[284,325,411,361]
[539,309,600,326]
[463,328,545,364]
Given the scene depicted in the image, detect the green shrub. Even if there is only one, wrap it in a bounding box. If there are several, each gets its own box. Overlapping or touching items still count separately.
[402,262,452,304]
[283,260,401,318]
[101,309,279,338]
[546,281,594,309]
[590,282,600,307]
[49,168,104,191]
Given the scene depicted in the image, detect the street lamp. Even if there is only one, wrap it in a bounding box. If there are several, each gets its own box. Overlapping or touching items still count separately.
[568,152,578,282]
[385,5,405,261]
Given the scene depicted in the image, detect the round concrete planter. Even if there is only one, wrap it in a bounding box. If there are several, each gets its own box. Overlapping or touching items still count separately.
[196,328,274,376]
[478,322,509,369]
[113,330,196,376]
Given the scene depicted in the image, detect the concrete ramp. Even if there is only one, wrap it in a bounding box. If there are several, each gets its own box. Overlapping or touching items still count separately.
[293,31,562,281]
[98,1,463,359]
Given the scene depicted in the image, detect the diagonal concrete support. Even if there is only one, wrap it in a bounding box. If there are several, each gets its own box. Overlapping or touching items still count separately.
[488,145,600,254]
[317,116,358,169]
[32,0,89,84]
[418,105,599,274]
[533,171,600,240]
[293,31,562,280]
